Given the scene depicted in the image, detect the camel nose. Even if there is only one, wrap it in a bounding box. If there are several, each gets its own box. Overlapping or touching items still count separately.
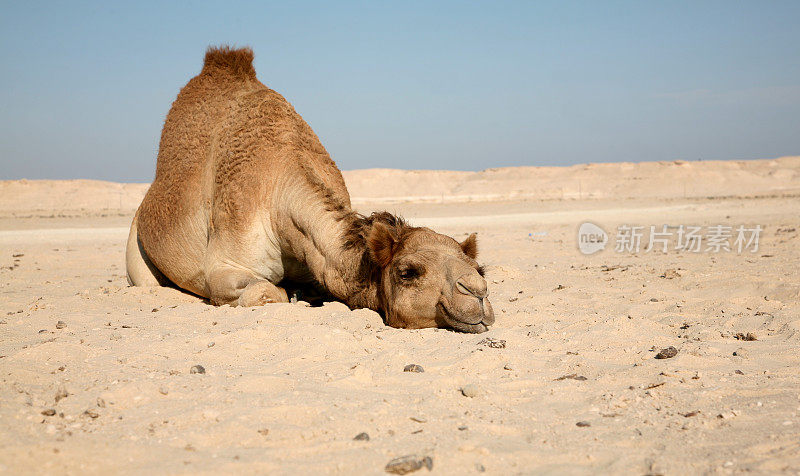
[456,273,488,299]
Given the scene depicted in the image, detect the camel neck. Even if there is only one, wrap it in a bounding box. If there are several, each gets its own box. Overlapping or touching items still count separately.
[312,213,383,311]
[277,186,381,311]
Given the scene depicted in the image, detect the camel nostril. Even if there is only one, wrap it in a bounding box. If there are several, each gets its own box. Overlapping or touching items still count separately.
[456,275,488,299]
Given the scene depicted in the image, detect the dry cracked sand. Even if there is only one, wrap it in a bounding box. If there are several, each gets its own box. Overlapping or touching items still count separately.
[1,157,799,474]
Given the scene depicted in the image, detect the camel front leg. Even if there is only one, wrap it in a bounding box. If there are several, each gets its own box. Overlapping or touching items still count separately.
[206,267,288,306]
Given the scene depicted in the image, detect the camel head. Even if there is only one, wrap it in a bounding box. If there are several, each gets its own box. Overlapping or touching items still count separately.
[364,215,495,333]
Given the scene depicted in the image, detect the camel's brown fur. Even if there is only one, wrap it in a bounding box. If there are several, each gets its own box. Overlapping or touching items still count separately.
[126,46,494,332]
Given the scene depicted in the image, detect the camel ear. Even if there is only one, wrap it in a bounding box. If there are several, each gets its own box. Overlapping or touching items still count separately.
[460,233,478,259]
[367,222,399,268]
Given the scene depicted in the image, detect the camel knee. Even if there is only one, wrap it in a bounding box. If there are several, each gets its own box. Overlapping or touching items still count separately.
[207,268,287,306]
[238,280,288,306]
[205,268,283,306]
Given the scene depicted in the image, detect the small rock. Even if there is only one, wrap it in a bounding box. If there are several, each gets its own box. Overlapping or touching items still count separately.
[207,342,215,348]
[682,411,700,417]
[190,365,206,374]
[158,386,169,395]
[661,269,681,279]
[475,463,486,472]
[41,409,56,416]
[576,421,591,427]
[55,321,67,329]
[554,373,588,381]
[54,386,68,403]
[258,428,269,436]
[734,332,757,341]
[503,363,514,371]
[655,346,678,359]
[477,338,506,349]
[353,432,370,441]
[649,298,660,302]
[96,397,106,408]
[733,348,749,358]
[384,454,433,474]
[84,409,99,419]
[403,364,424,373]
[460,384,482,398]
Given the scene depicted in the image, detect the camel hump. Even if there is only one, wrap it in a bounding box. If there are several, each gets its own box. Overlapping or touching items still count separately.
[202,45,256,79]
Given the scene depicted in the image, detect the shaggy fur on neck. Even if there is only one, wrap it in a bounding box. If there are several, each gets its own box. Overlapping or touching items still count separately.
[340,212,410,310]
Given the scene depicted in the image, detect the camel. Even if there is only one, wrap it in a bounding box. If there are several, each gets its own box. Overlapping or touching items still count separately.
[126,46,495,333]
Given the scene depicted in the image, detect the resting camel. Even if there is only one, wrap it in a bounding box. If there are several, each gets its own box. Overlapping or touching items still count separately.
[126,46,495,333]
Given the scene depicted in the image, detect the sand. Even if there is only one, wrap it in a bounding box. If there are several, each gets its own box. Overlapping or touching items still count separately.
[1,157,799,474]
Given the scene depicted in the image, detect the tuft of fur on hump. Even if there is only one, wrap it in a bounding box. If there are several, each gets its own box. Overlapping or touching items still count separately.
[202,45,256,79]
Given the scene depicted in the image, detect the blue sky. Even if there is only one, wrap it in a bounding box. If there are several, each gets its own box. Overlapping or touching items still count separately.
[1,1,799,182]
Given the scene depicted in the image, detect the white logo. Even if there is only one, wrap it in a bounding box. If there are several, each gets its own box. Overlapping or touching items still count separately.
[578,222,608,255]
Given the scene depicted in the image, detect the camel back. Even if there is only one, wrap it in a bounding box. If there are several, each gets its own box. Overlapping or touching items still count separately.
[136,46,350,288]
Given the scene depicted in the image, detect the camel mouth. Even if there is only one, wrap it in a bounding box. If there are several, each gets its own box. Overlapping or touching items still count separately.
[437,302,491,334]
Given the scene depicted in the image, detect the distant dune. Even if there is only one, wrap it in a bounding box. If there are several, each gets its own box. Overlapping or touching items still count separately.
[1,156,798,217]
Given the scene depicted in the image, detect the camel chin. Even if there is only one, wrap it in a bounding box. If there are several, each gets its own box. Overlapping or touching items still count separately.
[437,297,495,334]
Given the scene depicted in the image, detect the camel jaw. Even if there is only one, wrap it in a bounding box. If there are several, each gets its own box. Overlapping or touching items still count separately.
[436,302,492,334]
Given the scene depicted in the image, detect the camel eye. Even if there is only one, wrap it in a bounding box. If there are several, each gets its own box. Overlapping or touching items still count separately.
[398,266,421,281]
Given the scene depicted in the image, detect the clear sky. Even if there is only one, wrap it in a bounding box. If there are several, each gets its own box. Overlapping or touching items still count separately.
[1,1,799,182]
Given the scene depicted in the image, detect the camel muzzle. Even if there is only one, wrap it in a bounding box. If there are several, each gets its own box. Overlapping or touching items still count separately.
[437,294,495,334]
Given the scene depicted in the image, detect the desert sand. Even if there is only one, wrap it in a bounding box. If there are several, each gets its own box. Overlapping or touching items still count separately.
[1,157,799,474]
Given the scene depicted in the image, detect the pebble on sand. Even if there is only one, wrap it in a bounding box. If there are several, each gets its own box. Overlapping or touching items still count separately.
[733,348,749,358]
[190,365,206,374]
[41,409,56,416]
[477,338,506,349]
[576,421,591,427]
[661,269,681,279]
[54,386,68,403]
[55,320,67,329]
[734,332,757,341]
[353,432,370,441]
[655,346,678,359]
[385,455,433,474]
[554,373,588,381]
[403,364,424,373]
[460,384,482,398]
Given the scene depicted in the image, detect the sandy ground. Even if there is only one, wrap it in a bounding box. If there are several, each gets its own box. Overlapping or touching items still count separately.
[1,157,799,474]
